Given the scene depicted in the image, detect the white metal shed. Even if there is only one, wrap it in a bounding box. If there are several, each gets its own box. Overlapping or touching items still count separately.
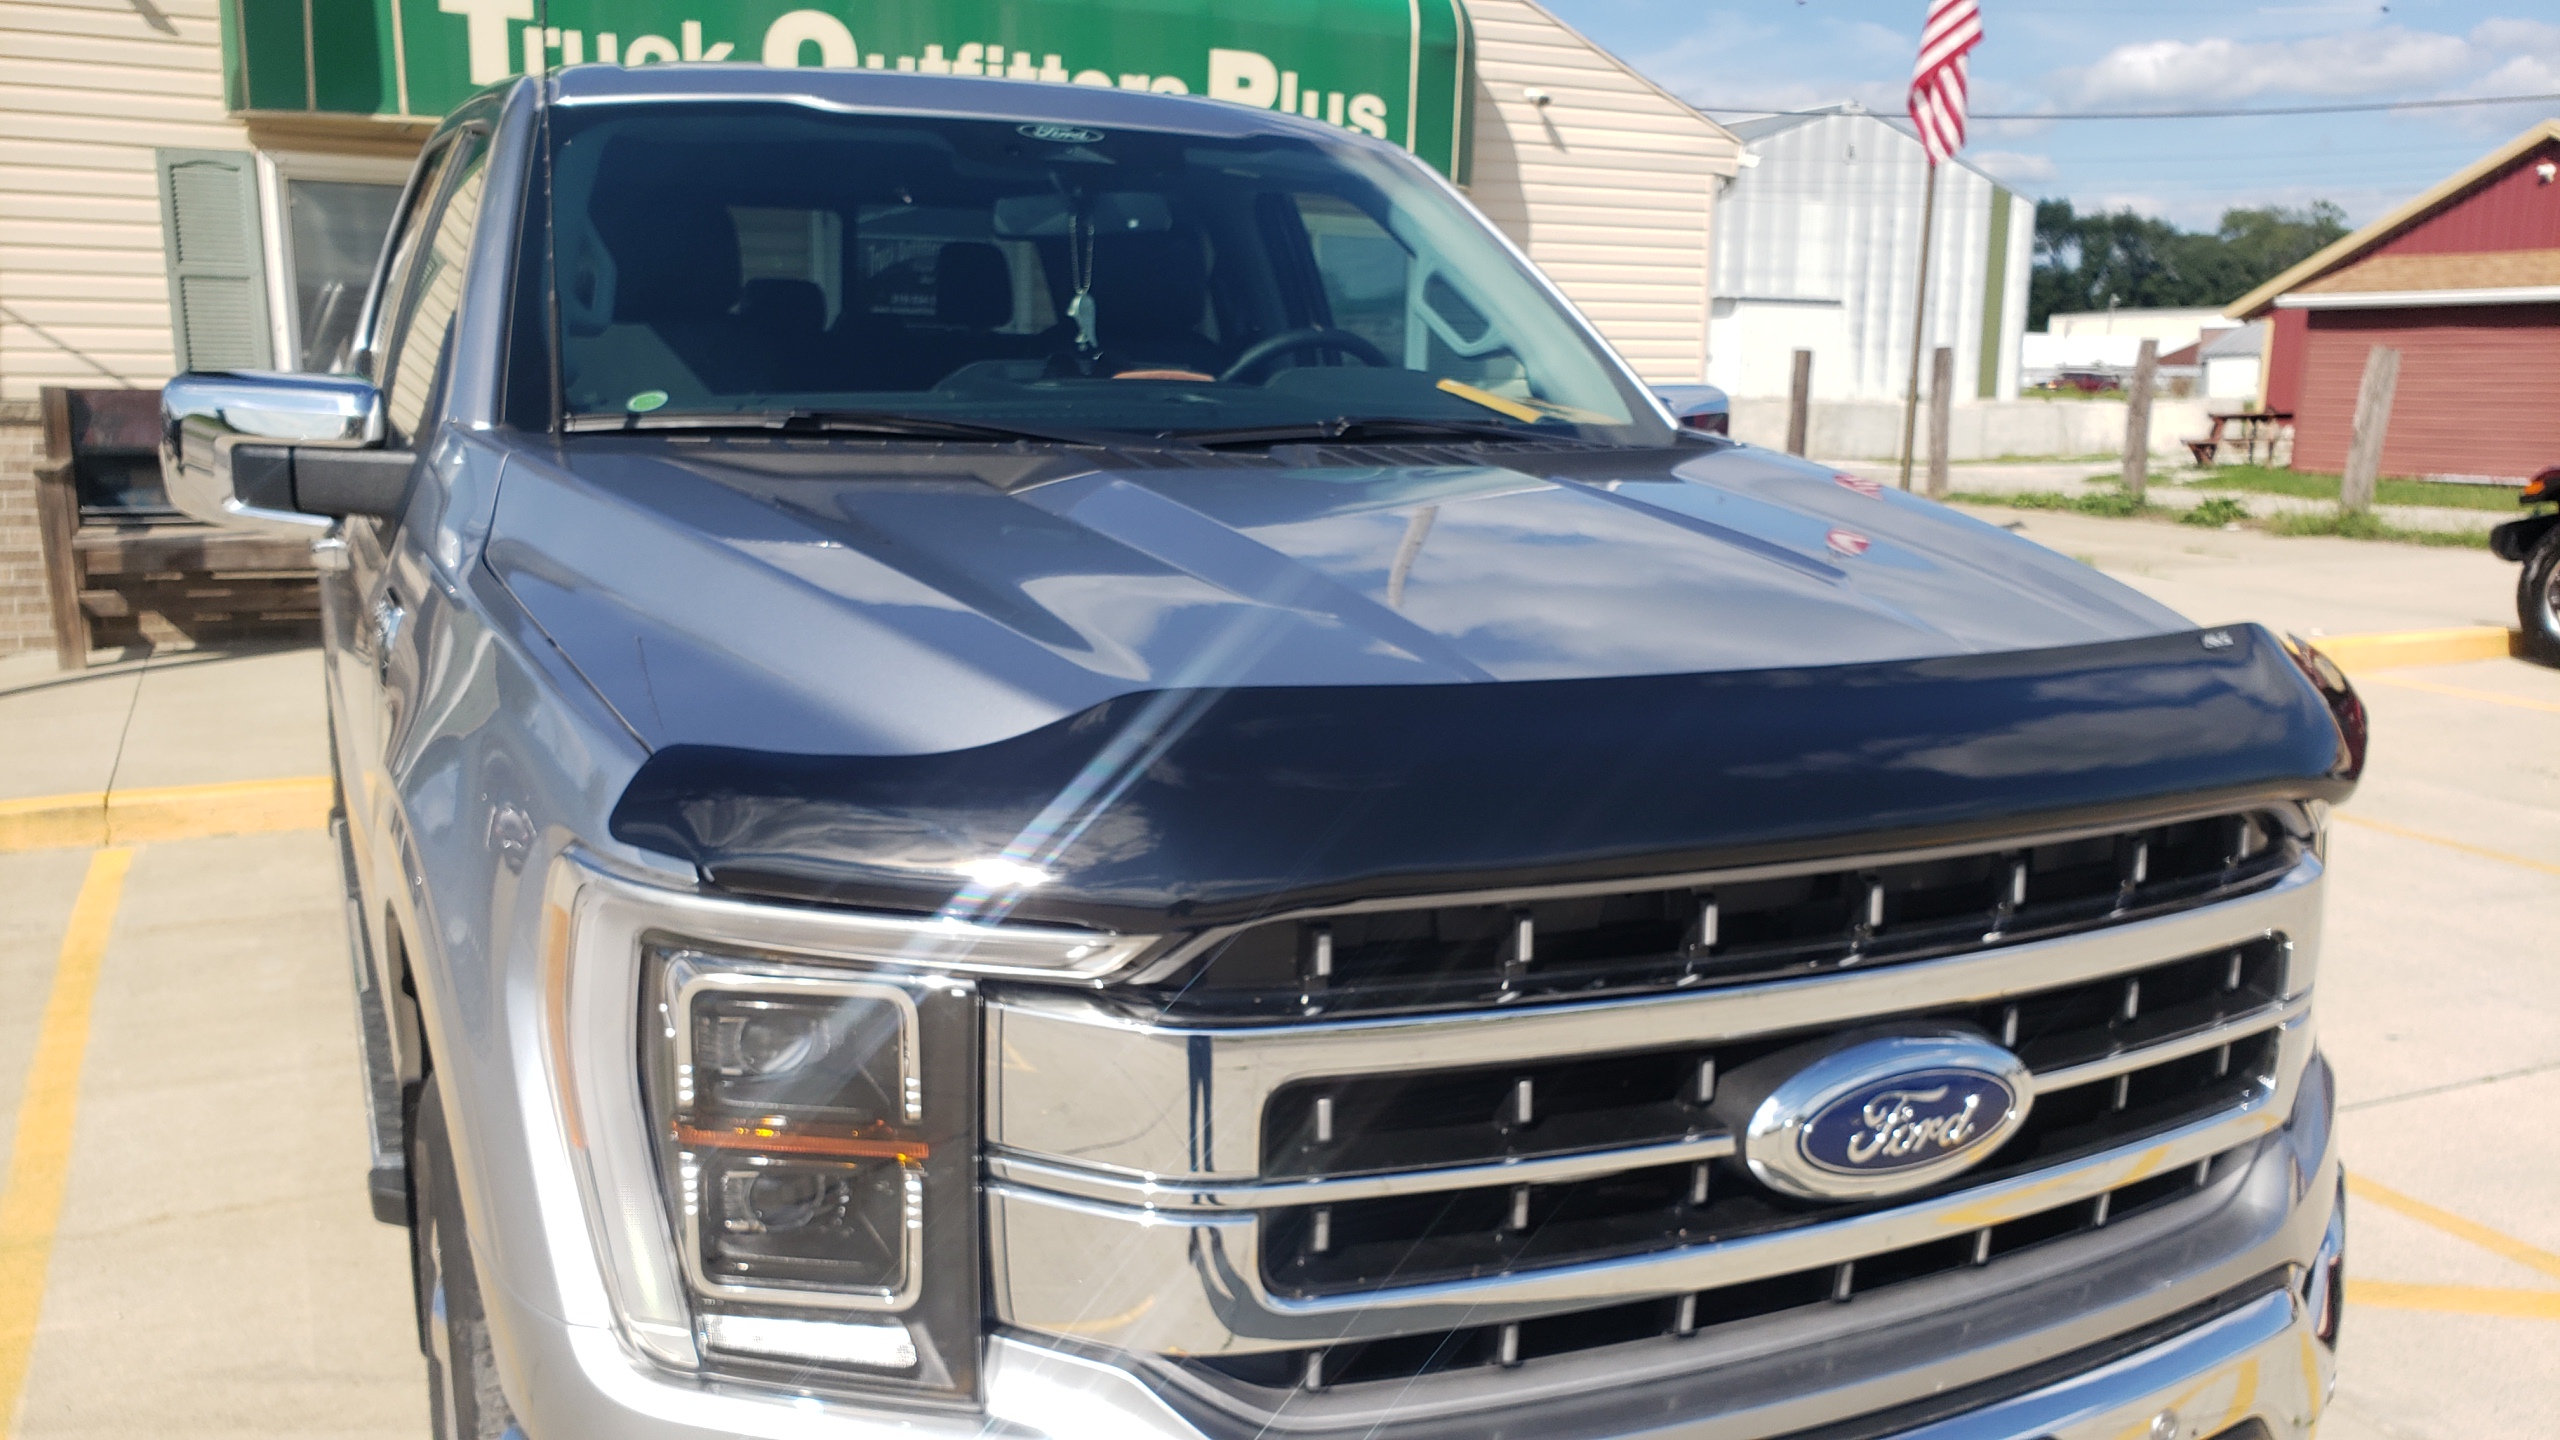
[1709,103,2031,403]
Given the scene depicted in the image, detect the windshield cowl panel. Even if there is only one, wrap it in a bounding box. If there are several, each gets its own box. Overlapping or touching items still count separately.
[542,98,1672,448]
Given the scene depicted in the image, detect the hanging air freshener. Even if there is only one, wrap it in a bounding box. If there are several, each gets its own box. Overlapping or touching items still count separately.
[1067,209,1100,355]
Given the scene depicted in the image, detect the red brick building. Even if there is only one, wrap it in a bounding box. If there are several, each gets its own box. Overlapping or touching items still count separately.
[2229,119,2560,483]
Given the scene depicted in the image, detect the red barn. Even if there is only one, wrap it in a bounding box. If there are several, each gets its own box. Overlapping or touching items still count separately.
[2229,120,2560,483]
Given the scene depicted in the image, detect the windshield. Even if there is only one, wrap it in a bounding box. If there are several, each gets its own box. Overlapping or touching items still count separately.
[544,103,1671,445]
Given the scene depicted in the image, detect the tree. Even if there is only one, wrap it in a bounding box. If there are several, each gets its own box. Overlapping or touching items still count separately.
[2028,200,2349,330]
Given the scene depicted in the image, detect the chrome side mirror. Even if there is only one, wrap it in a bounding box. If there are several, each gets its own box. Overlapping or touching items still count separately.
[160,371,414,536]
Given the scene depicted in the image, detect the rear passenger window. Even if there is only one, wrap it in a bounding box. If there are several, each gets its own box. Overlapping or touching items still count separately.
[731,207,844,328]
[1295,193,1410,364]
[853,206,1054,333]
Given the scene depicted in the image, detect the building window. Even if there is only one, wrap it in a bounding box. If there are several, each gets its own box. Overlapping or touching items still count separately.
[284,179,404,372]
[259,153,414,373]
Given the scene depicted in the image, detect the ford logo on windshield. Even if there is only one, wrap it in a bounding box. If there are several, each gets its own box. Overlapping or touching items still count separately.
[1717,1030,2031,1201]
[1018,123,1107,143]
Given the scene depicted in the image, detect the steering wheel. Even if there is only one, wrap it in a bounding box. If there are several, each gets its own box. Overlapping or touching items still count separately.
[1220,326,1392,384]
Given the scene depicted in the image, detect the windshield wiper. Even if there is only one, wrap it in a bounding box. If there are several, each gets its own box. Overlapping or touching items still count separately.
[566,408,1153,448]
[1163,415,1603,449]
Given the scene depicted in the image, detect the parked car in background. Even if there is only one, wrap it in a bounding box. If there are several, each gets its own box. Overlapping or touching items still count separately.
[161,66,2360,1440]
[1652,382,1731,434]
[2493,466,2560,663]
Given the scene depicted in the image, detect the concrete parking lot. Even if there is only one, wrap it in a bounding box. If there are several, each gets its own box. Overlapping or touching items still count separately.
[0,516,2553,1438]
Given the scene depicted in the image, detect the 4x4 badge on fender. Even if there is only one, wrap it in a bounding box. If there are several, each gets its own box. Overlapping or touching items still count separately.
[1711,1029,2033,1201]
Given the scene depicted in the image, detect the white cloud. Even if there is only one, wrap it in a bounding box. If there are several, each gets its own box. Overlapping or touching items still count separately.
[2044,20,2560,112]
[1832,19,1910,60]
[1970,150,2059,184]
[2055,27,2473,107]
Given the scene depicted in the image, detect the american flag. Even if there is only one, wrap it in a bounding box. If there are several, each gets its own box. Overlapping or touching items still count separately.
[1908,0,1985,166]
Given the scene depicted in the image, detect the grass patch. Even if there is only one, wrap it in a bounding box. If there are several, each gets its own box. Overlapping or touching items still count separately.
[1952,485,2492,547]
[2148,464,2527,513]
[1950,489,2155,517]
[2260,509,2492,548]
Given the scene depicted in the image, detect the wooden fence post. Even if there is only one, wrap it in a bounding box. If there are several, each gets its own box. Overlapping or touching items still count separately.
[2121,339,2158,501]
[1785,349,1813,457]
[2341,345,2401,513]
[1926,345,1954,499]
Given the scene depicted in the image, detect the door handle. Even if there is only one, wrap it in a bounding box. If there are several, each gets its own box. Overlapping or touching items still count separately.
[370,595,406,681]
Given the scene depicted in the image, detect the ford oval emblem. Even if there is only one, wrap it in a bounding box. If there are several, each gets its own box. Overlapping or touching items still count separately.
[1715,1030,2032,1201]
[1018,123,1107,144]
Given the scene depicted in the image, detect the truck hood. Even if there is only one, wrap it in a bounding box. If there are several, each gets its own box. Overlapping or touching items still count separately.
[488,438,2194,757]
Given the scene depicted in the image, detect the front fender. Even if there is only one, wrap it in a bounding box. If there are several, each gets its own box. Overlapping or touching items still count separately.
[2490,512,2558,564]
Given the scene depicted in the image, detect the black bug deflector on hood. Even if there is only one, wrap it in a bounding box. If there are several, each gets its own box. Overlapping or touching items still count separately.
[609,624,2361,932]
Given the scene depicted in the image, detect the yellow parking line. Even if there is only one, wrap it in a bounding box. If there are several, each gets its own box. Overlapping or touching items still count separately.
[0,847,136,1427]
[0,777,331,854]
[2348,1281,2560,1320]
[2313,626,2519,673]
[2331,812,2560,879]
[2363,674,2560,713]
[2348,1174,2560,1284]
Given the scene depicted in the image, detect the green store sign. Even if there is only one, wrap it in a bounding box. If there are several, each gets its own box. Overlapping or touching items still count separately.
[219,0,1476,179]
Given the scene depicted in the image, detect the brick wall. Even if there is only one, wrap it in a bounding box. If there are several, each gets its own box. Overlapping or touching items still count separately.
[0,403,53,660]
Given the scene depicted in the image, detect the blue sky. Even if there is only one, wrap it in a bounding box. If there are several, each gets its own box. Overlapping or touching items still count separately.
[1540,0,2560,229]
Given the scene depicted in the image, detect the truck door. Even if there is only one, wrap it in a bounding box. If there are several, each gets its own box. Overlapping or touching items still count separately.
[328,129,490,940]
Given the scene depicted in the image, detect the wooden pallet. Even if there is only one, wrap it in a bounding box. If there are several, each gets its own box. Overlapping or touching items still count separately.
[34,387,322,670]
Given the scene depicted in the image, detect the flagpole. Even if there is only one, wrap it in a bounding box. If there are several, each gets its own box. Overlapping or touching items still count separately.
[1897,159,1939,492]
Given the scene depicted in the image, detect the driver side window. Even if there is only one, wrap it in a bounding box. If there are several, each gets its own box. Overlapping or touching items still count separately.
[376,131,491,442]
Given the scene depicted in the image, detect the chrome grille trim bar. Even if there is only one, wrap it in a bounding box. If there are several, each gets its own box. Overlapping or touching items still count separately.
[988,854,2322,1183]
[986,1133,1741,1212]
[981,984,2303,1213]
[2030,992,2310,1094]
[986,1017,2312,1354]
[1121,800,2316,984]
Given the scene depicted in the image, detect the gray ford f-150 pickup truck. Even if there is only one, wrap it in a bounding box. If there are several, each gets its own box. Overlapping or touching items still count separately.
[160,63,2363,1440]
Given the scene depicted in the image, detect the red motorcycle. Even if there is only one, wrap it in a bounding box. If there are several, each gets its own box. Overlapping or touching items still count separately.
[2493,466,2560,664]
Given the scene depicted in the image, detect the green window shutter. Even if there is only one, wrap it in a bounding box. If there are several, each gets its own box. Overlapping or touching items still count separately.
[156,148,274,373]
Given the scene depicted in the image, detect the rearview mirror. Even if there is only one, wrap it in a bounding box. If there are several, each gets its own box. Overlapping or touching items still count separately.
[991,191,1172,238]
[160,372,415,535]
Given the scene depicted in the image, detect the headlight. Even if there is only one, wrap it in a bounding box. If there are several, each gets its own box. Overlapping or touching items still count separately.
[542,853,1152,1407]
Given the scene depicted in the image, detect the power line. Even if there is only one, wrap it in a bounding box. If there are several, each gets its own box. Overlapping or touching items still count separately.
[1706,90,2560,121]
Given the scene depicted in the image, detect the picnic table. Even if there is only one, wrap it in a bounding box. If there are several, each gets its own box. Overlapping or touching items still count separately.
[2185,410,2292,467]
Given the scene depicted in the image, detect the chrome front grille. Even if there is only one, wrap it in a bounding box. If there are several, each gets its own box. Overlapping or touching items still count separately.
[1132,810,2297,1019]
[1257,980,2284,1300]
[981,811,2325,1376]
[1213,1149,2245,1391]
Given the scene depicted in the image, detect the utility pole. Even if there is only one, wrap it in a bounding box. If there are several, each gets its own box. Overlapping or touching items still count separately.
[1926,345,1954,499]
[2120,338,2158,501]
[2341,345,2401,513]
[1785,349,1813,456]
[1896,161,1941,491]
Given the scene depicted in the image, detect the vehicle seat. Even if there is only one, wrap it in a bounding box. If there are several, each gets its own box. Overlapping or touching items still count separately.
[737,277,825,337]
[934,242,1013,331]
[1088,230,1223,374]
[880,242,1040,389]
[604,204,761,394]
[735,278,833,392]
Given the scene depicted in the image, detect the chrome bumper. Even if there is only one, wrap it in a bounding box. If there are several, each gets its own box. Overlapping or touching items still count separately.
[982,1271,2339,1440]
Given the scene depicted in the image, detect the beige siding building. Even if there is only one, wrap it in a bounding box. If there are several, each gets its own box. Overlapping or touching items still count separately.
[0,0,1739,661]
[3,0,230,401]
[1468,0,1739,385]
